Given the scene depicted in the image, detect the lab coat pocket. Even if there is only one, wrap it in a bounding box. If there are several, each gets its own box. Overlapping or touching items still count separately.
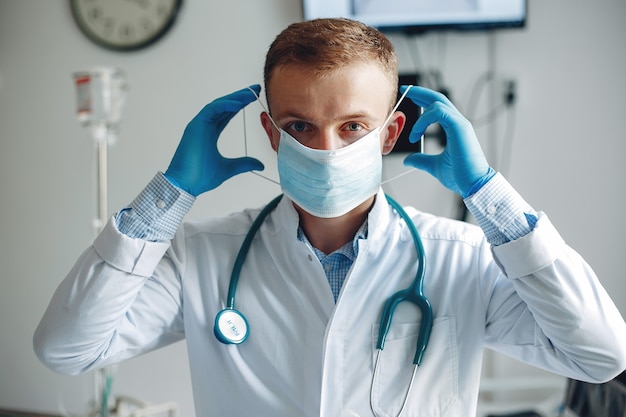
[370,317,458,417]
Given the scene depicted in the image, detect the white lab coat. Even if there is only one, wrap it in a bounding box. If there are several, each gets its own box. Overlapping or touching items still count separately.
[35,189,626,417]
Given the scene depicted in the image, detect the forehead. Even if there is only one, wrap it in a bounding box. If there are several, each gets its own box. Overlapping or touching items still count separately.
[266,63,395,121]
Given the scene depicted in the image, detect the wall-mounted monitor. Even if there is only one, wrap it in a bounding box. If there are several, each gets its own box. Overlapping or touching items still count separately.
[302,0,526,33]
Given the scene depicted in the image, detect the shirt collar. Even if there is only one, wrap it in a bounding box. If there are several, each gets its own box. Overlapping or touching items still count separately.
[297,220,368,262]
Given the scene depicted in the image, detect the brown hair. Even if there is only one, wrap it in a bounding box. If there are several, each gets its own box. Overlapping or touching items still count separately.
[263,18,398,107]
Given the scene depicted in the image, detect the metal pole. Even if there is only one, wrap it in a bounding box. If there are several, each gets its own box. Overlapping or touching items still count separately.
[96,132,108,233]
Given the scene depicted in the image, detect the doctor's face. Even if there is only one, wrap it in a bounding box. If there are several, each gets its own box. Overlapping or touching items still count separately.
[260,63,405,154]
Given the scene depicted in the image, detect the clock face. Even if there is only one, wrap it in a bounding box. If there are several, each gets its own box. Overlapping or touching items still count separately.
[70,0,183,51]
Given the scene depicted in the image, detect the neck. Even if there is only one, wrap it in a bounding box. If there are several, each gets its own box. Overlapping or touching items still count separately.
[295,196,375,254]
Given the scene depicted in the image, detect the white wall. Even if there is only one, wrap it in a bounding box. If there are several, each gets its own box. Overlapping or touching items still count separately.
[1,0,624,415]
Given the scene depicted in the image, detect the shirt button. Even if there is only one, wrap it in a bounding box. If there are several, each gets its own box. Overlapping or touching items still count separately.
[156,199,166,209]
[487,205,497,215]
[307,254,313,262]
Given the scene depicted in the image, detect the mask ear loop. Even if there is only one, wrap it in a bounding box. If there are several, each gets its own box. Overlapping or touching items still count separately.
[243,87,280,186]
[247,87,280,131]
[381,85,424,186]
[382,84,413,131]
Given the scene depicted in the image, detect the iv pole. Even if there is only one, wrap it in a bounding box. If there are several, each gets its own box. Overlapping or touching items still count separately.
[93,122,114,417]
[73,67,127,417]
[72,68,179,417]
[93,124,109,233]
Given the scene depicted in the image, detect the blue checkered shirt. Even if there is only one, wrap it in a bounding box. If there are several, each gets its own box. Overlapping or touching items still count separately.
[297,222,368,302]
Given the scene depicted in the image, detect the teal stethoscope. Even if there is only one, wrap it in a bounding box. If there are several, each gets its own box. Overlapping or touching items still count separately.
[213,194,433,416]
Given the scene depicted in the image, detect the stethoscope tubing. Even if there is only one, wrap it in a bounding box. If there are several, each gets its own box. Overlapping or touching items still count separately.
[225,194,284,309]
[379,195,433,366]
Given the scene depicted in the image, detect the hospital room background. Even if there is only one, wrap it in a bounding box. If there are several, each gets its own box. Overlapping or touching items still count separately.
[0,0,625,416]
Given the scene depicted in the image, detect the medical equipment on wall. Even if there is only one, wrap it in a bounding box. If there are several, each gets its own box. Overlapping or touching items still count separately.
[213,194,433,417]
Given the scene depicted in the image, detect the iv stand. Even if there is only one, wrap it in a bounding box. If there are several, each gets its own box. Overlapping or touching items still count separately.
[89,123,117,417]
[73,67,178,417]
[73,68,126,417]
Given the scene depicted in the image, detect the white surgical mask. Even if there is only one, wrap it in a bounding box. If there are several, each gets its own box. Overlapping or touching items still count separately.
[249,86,413,218]
[277,127,383,218]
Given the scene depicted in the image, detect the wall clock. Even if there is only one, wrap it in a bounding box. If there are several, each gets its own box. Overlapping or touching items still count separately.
[70,0,183,51]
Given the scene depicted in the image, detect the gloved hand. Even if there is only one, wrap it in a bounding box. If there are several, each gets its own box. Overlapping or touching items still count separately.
[164,85,264,197]
[401,85,495,198]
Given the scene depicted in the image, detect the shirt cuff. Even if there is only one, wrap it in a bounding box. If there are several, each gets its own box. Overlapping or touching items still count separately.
[464,172,538,246]
[116,172,195,241]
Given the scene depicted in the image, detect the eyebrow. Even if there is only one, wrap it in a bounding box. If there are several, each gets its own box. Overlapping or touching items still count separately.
[274,110,378,125]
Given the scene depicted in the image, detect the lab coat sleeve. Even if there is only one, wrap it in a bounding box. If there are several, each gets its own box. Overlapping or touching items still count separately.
[33,216,186,375]
[484,213,626,383]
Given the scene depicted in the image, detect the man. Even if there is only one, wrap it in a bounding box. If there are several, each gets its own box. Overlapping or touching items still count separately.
[35,18,626,417]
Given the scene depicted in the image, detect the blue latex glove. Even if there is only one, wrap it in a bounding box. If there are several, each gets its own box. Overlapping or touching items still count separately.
[401,85,495,198]
[165,85,264,197]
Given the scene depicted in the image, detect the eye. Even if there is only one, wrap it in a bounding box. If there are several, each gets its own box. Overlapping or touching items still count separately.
[346,122,363,132]
[283,120,314,143]
[289,121,308,132]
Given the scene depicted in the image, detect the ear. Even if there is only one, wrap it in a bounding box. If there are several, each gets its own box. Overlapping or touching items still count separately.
[260,112,280,152]
[381,111,406,155]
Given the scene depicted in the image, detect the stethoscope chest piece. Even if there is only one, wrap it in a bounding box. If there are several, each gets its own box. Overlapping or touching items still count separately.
[214,308,249,344]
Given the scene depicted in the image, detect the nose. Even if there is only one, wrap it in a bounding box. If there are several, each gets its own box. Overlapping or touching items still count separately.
[308,129,342,150]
